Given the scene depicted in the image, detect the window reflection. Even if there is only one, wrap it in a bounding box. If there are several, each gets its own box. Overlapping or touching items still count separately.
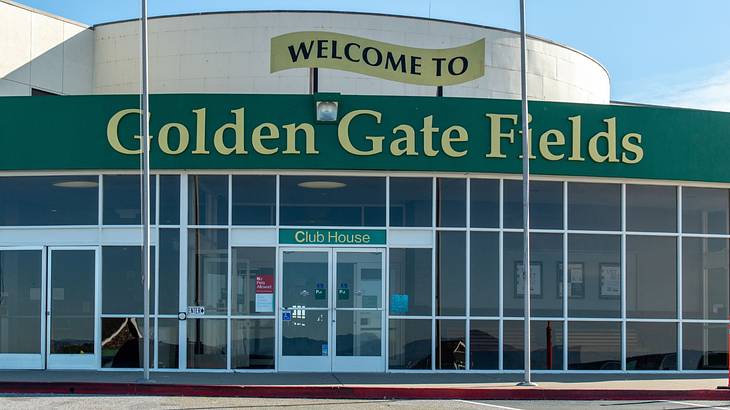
[683,323,727,370]
[682,238,729,320]
[436,178,465,227]
[0,175,98,226]
[0,250,42,354]
[188,175,228,225]
[626,322,677,370]
[504,180,563,229]
[683,187,729,234]
[101,317,152,368]
[388,319,431,369]
[436,319,465,370]
[389,248,432,316]
[187,229,228,314]
[187,319,227,369]
[280,176,385,226]
[503,320,564,370]
[390,177,432,227]
[232,175,275,225]
[568,182,621,231]
[568,234,621,318]
[437,232,466,316]
[568,321,621,370]
[627,236,677,319]
[626,185,676,232]
[470,320,498,369]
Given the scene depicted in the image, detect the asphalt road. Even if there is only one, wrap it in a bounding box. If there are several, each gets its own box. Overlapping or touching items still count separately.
[1,396,730,409]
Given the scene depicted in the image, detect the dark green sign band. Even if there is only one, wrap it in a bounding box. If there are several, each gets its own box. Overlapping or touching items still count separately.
[279,229,386,245]
[1,94,730,183]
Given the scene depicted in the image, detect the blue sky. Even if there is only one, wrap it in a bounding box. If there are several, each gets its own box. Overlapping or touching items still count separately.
[17,0,730,111]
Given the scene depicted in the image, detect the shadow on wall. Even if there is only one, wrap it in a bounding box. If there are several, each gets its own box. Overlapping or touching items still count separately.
[0,3,93,96]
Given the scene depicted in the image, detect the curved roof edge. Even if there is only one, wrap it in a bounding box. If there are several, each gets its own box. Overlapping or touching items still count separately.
[92,9,610,79]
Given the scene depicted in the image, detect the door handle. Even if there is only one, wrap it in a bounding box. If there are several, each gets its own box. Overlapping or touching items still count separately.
[177,312,187,321]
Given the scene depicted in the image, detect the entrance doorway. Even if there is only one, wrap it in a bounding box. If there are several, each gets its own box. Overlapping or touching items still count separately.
[278,248,385,372]
[46,247,98,369]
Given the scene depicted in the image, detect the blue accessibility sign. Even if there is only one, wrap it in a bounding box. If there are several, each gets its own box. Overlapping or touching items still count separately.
[282,311,292,321]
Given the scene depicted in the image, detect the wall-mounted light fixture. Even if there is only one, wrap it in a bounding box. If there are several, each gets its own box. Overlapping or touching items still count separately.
[314,93,341,123]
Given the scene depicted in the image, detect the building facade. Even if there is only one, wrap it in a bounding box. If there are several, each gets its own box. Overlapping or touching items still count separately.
[0,0,729,374]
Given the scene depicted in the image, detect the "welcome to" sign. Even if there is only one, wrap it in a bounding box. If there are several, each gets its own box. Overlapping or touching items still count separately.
[270,31,485,86]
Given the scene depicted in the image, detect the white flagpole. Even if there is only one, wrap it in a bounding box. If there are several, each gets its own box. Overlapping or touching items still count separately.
[517,0,536,387]
[140,0,151,382]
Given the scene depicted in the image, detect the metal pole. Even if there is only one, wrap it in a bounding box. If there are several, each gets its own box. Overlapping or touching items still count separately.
[140,0,151,382]
[517,0,536,387]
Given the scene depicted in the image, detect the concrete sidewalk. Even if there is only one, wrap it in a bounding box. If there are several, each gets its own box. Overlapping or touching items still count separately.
[0,371,728,400]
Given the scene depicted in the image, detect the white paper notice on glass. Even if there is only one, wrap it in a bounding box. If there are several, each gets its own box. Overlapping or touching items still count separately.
[255,293,274,313]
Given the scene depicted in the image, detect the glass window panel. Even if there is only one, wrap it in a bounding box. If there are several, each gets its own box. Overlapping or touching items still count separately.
[568,234,621,318]
[626,322,677,370]
[388,319,431,369]
[568,182,621,231]
[104,175,156,225]
[102,246,154,315]
[187,229,228,314]
[336,252,382,309]
[568,321,621,370]
[101,317,152,368]
[282,251,328,309]
[158,229,180,315]
[282,310,328,356]
[389,177,432,227]
[504,180,563,229]
[683,323,727,370]
[188,175,228,226]
[157,318,179,369]
[280,176,385,226]
[627,235,677,319]
[187,319,226,369]
[470,179,499,228]
[232,175,276,226]
[503,320,564,370]
[50,250,95,355]
[437,231,466,316]
[0,176,98,226]
[336,311,381,357]
[682,238,729,320]
[389,248,432,316]
[232,247,276,315]
[503,232,563,317]
[437,178,465,227]
[0,250,42,354]
[626,185,676,232]
[470,232,499,316]
[436,319,465,370]
[232,319,275,369]
[158,175,180,225]
[683,187,729,234]
[469,320,498,370]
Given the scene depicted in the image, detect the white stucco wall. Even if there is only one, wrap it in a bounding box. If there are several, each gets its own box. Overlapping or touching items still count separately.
[0,0,93,96]
[93,11,610,103]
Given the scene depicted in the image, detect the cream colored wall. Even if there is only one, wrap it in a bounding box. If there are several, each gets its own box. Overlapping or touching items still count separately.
[0,0,93,96]
[93,12,610,103]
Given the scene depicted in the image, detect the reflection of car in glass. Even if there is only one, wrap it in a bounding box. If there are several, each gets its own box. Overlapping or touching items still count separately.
[626,353,676,370]
[682,350,727,370]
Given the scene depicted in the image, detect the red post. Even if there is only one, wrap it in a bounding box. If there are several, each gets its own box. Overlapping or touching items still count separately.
[727,319,730,387]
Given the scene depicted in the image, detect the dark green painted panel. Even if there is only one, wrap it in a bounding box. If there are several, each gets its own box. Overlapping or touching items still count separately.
[1,94,729,183]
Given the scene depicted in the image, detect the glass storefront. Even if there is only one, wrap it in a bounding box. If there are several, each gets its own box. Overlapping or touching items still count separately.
[0,173,728,372]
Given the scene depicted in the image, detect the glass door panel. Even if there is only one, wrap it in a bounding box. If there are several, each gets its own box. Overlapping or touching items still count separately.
[332,250,385,372]
[47,248,97,369]
[0,248,44,369]
[279,250,331,371]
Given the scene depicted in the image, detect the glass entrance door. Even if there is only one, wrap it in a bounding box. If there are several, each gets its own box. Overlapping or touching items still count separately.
[278,248,385,372]
[47,247,97,369]
[0,247,45,369]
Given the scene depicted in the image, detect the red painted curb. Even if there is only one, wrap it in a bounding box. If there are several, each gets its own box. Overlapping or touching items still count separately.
[0,382,729,401]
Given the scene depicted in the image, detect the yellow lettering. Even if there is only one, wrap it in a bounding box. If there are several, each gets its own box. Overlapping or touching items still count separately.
[390,124,417,156]
[252,123,279,155]
[282,123,318,154]
[158,122,190,155]
[421,115,439,157]
[485,113,517,158]
[214,108,247,155]
[107,109,143,155]
[191,108,209,154]
[588,117,619,163]
[621,133,643,164]
[337,109,384,156]
[441,125,468,157]
[538,129,565,161]
[568,115,584,161]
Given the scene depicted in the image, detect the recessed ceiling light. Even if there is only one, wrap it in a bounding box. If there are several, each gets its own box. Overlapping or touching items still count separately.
[297,181,346,189]
[53,181,99,188]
